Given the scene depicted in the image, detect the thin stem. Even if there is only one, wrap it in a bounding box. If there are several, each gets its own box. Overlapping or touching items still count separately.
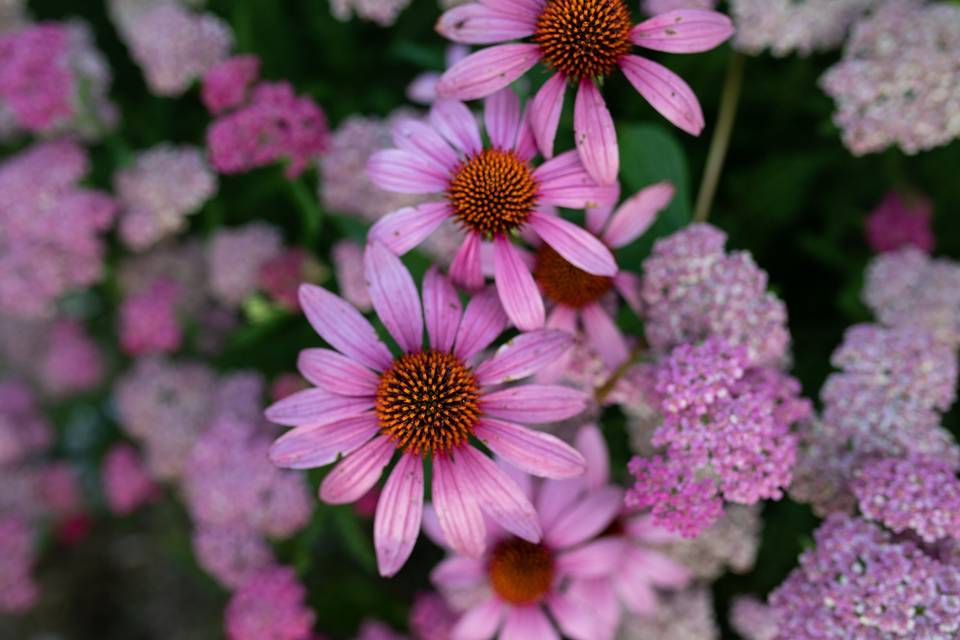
[693,52,745,224]
[288,176,323,248]
[595,337,648,403]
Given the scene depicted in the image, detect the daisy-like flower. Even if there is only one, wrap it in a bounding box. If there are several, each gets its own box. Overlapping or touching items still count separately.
[367,88,619,330]
[435,2,734,184]
[535,181,674,369]
[265,242,589,577]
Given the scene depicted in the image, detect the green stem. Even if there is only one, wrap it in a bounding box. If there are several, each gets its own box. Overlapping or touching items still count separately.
[595,337,649,403]
[693,52,745,224]
[288,177,323,249]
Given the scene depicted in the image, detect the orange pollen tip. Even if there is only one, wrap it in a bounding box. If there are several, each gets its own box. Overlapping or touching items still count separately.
[533,0,634,81]
[375,350,480,456]
[447,148,539,237]
[533,244,614,308]
[488,538,556,605]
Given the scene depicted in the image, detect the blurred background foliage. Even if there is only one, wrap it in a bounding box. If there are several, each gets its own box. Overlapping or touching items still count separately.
[4,0,959,638]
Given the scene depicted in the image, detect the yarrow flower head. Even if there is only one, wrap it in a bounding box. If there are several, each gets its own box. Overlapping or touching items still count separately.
[225,566,315,640]
[201,54,260,115]
[101,444,159,516]
[265,242,588,576]
[38,319,104,398]
[617,586,720,640]
[0,515,37,613]
[329,0,413,26]
[864,191,934,255]
[435,2,733,184]
[367,89,621,330]
[258,248,326,311]
[729,0,872,57]
[118,278,182,356]
[729,596,777,640]
[207,223,284,308]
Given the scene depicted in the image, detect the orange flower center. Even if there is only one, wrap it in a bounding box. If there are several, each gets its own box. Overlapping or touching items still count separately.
[533,244,614,308]
[375,351,480,456]
[448,149,539,237]
[488,538,556,605]
[533,0,633,81]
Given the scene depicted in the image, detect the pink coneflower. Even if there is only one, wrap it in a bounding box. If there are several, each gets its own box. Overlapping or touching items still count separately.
[534,182,673,369]
[435,3,733,184]
[265,242,588,577]
[427,435,624,639]
[367,89,619,330]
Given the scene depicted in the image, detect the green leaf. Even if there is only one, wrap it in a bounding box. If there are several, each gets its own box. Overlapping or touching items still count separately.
[331,507,377,574]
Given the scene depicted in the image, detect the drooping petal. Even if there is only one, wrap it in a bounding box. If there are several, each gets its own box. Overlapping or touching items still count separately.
[528,211,617,276]
[430,99,483,156]
[535,151,619,210]
[513,104,538,161]
[264,389,374,427]
[269,413,380,469]
[543,486,624,549]
[367,149,449,193]
[585,182,621,235]
[431,556,487,590]
[555,538,624,578]
[423,267,463,353]
[450,597,504,640]
[575,423,610,489]
[563,579,620,640]
[582,303,629,370]
[474,329,573,385]
[432,454,486,558]
[625,547,692,588]
[574,79,618,185]
[548,588,604,640]
[497,457,534,500]
[450,232,485,291]
[614,570,657,615]
[484,88,522,150]
[613,271,643,314]
[364,241,424,353]
[601,181,674,248]
[437,44,542,101]
[437,3,536,45]
[460,445,542,543]
[374,453,424,576]
[475,418,586,478]
[297,348,380,396]
[631,10,734,53]
[619,55,705,136]
[529,72,567,159]
[493,234,545,331]
[454,287,508,360]
[319,436,395,504]
[368,202,453,256]
[299,285,393,371]
[537,477,585,533]
[481,385,588,424]
[477,0,543,21]
[501,606,559,640]
[392,118,459,171]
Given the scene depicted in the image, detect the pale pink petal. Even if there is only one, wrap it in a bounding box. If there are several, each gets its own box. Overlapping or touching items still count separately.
[619,55,705,136]
[297,348,380,396]
[537,477,584,532]
[555,538,624,578]
[454,287,508,360]
[566,579,620,640]
[460,445,542,542]
[601,182,674,248]
[614,570,657,615]
[269,413,380,469]
[430,99,483,156]
[513,104,538,161]
[431,556,487,590]
[484,88,522,150]
[613,271,643,314]
[480,385,588,424]
[319,436,395,504]
[582,303,629,370]
[364,241,424,353]
[264,389,374,427]
[432,455,486,558]
[625,547,692,588]
[450,232,485,291]
[369,202,453,256]
[392,118,459,170]
[474,329,573,385]
[421,505,446,547]
[497,457,534,500]
[533,149,586,183]
[437,3,536,45]
[631,10,734,53]
[423,267,463,352]
[367,149,449,193]
[501,606,558,640]
[548,589,604,640]
[437,44,542,101]
[535,153,619,209]
[543,486,624,549]
[585,182,621,235]
[450,597,504,640]
[574,79,618,185]
[493,235,545,331]
[529,72,567,159]
[374,453,424,576]
[546,305,578,333]
[575,423,610,489]
[528,211,617,276]
[478,0,543,20]
[624,514,679,544]
[476,418,585,478]
[299,284,393,371]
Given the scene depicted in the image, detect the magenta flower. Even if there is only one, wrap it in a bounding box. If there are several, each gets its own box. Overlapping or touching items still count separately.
[367,89,619,330]
[265,242,588,577]
[435,3,733,184]
[101,444,159,516]
[201,54,260,115]
[864,191,934,255]
[119,278,182,356]
[225,566,316,640]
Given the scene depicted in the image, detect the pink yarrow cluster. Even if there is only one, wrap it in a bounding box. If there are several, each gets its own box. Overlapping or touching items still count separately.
[225,566,315,640]
[730,0,872,56]
[864,191,934,254]
[329,0,412,26]
[119,278,182,356]
[38,319,105,398]
[202,55,260,115]
[0,140,117,318]
[207,223,284,308]
[101,444,159,515]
